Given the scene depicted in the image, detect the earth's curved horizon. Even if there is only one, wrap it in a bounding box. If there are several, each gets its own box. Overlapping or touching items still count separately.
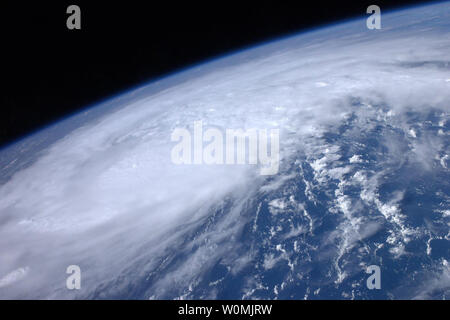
[0,2,449,299]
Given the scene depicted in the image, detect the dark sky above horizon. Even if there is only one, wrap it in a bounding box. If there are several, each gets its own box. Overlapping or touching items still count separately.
[0,0,434,148]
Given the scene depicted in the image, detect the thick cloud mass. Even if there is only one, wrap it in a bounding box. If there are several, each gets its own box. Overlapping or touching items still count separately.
[0,3,449,299]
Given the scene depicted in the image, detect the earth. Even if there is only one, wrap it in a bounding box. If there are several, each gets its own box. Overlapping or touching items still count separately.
[0,2,449,299]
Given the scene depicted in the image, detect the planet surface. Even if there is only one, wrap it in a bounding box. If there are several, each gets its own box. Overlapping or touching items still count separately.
[0,2,449,299]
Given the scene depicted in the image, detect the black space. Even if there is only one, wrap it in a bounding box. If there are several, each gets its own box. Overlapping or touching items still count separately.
[1,0,432,148]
